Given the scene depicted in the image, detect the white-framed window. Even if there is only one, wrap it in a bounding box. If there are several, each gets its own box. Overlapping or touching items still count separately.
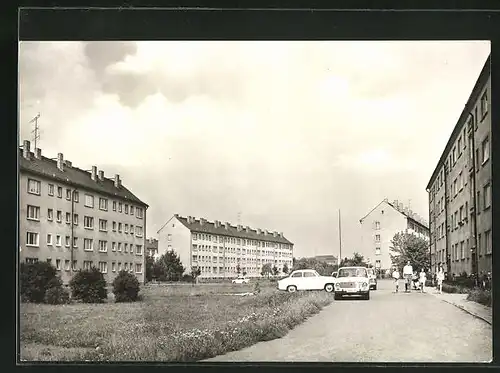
[118,262,122,271]
[55,235,62,247]
[65,236,70,247]
[124,262,128,271]
[130,206,134,215]
[375,247,381,255]
[73,237,78,248]
[27,205,40,221]
[99,197,108,211]
[124,224,129,234]
[66,189,71,200]
[484,183,491,209]
[26,232,39,247]
[57,186,62,198]
[460,241,465,259]
[124,243,128,253]
[118,223,122,233]
[46,233,52,245]
[459,172,463,191]
[129,263,134,273]
[135,263,143,273]
[72,260,77,271]
[84,238,94,251]
[112,221,117,231]
[136,207,143,219]
[480,90,488,118]
[56,210,62,223]
[56,259,61,270]
[66,212,71,224]
[135,226,143,237]
[136,245,143,255]
[48,184,54,196]
[125,204,129,214]
[375,234,380,242]
[99,240,107,252]
[73,213,79,225]
[482,137,490,164]
[73,191,79,202]
[84,216,94,229]
[27,178,41,195]
[130,225,134,235]
[64,259,71,271]
[457,136,462,155]
[84,194,94,208]
[83,260,92,270]
[118,242,122,252]
[26,257,38,264]
[118,202,123,212]
[375,260,381,268]
[47,208,53,221]
[167,234,172,241]
[99,219,108,232]
[112,201,117,211]
[112,242,117,252]
[112,262,116,272]
[485,230,491,254]
[98,261,108,273]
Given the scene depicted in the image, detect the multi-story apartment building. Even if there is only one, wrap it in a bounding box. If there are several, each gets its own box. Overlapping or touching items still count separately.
[359,199,430,273]
[19,140,148,284]
[157,214,294,279]
[426,55,491,277]
[146,238,159,259]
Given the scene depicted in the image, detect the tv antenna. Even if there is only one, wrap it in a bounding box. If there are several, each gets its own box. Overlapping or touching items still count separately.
[237,211,242,225]
[30,113,41,149]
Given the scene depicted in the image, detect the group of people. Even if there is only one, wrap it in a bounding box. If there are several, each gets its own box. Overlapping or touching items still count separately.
[391,261,445,294]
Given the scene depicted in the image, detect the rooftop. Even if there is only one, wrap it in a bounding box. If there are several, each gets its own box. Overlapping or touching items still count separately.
[169,214,294,245]
[360,198,429,230]
[19,140,148,207]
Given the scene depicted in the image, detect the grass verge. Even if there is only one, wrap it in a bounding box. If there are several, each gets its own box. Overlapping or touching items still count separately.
[466,288,492,308]
[20,284,333,362]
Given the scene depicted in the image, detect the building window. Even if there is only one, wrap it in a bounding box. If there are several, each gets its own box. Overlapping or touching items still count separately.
[113,201,117,211]
[26,232,39,247]
[484,184,491,209]
[84,216,94,229]
[375,260,381,268]
[64,259,71,271]
[99,219,108,232]
[118,223,122,233]
[66,189,71,200]
[57,187,62,198]
[25,258,38,264]
[56,259,61,271]
[136,208,144,219]
[72,260,77,271]
[47,208,53,221]
[66,212,71,224]
[84,238,94,251]
[375,247,381,256]
[118,262,122,271]
[477,190,481,212]
[56,210,62,223]
[460,241,465,259]
[73,237,78,248]
[83,261,92,271]
[112,262,116,272]
[125,204,129,214]
[130,225,134,235]
[73,213,79,225]
[124,243,128,253]
[482,137,490,164]
[124,224,129,234]
[27,205,40,221]
[124,263,128,271]
[99,198,108,211]
[374,221,380,230]
[99,240,108,252]
[47,233,52,245]
[112,221,117,231]
[459,172,463,191]
[118,202,123,212]
[73,191,79,202]
[136,245,143,255]
[375,234,380,242]
[130,206,135,215]
[55,235,62,247]
[135,263,143,273]
[27,179,41,195]
[167,234,172,241]
[480,90,488,118]
[457,136,462,155]
[112,242,116,252]
[48,184,54,196]
[65,236,70,247]
[84,194,94,208]
[485,230,491,254]
[118,243,122,252]
[99,261,108,273]
[478,233,482,255]
[135,226,143,237]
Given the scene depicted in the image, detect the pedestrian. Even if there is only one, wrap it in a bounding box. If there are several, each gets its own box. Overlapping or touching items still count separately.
[419,268,427,293]
[436,265,445,294]
[403,261,413,292]
[392,267,400,293]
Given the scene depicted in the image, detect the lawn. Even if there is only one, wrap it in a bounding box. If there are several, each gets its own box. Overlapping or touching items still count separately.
[20,282,334,362]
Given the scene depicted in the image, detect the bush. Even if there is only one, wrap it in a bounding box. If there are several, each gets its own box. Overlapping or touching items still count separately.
[69,268,107,303]
[112,270,141,303]
[467,288,492,307]
[20,262,58,303]
[441,283,468,294]
[44,285,71,305]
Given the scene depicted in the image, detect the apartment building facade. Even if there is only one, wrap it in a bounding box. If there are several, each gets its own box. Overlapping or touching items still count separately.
[19,140,148,284]
[426,55,491,277]
[157,215,294,279]
[359,199,430,273]
[146,238,159,259]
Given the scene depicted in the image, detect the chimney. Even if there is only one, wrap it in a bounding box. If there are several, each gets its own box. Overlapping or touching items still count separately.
[273,231,278,237]
[279,232,283,238]
[257,228,262,235]
[64,160,72,167]
[114,174,121,188]
[245,226,250,233]
[237,224,242,232]
[22,140,31,160]
[57,153,64,171]
[214,220,220,228]
[224,222,229,230]
[98,170,104,181]
[34,148,42,160]
[200,218,206,226]
[264,230,268,236]
[91,166,97,181]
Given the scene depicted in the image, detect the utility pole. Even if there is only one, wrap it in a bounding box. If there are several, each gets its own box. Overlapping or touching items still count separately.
[338,209,342,266]
[30,113,41,150]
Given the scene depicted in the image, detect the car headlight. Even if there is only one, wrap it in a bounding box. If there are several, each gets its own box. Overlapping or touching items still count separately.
[335,283,340,288]
[362,282,368,287]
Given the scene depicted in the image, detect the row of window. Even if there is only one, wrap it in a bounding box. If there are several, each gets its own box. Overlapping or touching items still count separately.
[192,255,288,264]
[192,233,292,250]
[192,244,292,257]
[197,266,287,274]
[26,178,144,219]
[24,257,143,274]
[434,228,492,263]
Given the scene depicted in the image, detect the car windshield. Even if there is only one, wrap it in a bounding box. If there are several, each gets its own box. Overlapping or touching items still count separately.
[338,268,367,278]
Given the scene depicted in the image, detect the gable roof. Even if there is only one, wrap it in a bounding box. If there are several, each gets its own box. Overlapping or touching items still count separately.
[19,148,148,207]
[360,199,429,230]
[172,215,293,245]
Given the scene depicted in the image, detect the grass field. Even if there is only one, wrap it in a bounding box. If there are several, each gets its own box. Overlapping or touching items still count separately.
[20,282,334,362]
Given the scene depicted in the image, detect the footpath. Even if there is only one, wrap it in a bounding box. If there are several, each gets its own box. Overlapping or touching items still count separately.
[426,286,492,325]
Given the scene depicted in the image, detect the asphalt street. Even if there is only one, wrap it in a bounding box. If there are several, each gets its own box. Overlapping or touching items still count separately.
[204,279,492,363]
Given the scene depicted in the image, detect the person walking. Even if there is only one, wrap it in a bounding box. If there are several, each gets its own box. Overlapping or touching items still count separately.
[392,267,400,293]
[419,268,427,293]
[403,261,413,292]
[436,265,445,294]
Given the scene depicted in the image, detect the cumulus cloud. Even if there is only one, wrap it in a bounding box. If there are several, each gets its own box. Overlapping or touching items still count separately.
[19,40,490,258]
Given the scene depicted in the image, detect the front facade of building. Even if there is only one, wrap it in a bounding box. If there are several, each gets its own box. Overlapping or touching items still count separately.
[314,255,338,266]
[19,140,148,284]
[427,55,491,277]
[157,215,294,279]
[146,238,159,259]
[359,199,430,273]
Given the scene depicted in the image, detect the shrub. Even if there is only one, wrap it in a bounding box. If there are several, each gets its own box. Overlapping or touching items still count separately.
[69,267,107,303]
[112,270,141,303]
[20,261,58,303]
[467,288,492,307]
[442,283,468,294]
[44,285,71,305]
[253,281,261,294]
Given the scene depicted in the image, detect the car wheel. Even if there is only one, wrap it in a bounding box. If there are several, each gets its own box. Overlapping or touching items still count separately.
[334,293,342,300]
[363,293,370,300]
[324,283,334,293]
[287,285,297,293]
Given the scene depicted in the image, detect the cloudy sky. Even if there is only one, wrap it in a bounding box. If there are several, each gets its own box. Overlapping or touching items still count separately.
[19,40,490,258]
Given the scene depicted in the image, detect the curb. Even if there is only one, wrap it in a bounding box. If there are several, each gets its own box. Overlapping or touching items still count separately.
[439,298,492,326]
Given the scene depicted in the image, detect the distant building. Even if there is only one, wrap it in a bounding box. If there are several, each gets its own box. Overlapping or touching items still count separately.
[359,199,430,273]
[157,214,294,279]
[426,55,491,277]
[19,140,148,284]
[146,238,159,259]
[314,255,338,266]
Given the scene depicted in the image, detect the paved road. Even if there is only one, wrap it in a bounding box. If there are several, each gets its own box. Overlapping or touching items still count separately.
[204,280,492,363]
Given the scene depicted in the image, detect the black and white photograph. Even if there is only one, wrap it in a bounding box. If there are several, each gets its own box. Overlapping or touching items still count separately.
[18,38,492,362]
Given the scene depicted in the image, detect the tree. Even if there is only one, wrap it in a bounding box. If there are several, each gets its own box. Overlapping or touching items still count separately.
[242,271,247,277]
[69,267,107,303]
[282,263,289,275]
[20,261,59,303]
[112,270,141,302]
[236,264,241,274]
[190,266,201,286]
[145,255,155,283]
[261,263,272,278]
[292,257,336,276]
[340,252,367,267]
[389,232,430,273]
[272,265,279,277]
[156,250,185,281]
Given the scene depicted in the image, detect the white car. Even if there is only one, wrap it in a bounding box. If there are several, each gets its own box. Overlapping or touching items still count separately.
[277,269,337,293]
[334,266,371,300]
[232,276,249,284]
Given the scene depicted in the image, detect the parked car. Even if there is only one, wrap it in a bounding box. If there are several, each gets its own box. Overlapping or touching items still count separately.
[334,266,371,300]
[277,269,337,293]
[331,271,338,278]
[366,267,377,290]
[232,276,249,284]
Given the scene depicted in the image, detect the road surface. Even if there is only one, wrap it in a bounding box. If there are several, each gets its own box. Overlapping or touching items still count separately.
[204,279,492,363]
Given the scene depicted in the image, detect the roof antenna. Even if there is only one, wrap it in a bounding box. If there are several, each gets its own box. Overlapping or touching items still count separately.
[30,112,41,150]
[237,211,242,225]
